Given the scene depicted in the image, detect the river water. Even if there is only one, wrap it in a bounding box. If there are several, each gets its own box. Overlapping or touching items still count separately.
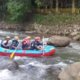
[0,30,80,80]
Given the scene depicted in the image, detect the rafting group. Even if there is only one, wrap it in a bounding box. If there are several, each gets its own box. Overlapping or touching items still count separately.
[1,36,46,50]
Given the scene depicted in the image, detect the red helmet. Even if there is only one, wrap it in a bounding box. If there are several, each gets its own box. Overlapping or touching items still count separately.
[24,36,31,40]
[27,36,31,39]
[35,37,41,41]
[22,36,31,45]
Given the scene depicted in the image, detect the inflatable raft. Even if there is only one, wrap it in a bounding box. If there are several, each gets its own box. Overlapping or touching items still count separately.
[0,45,55,57]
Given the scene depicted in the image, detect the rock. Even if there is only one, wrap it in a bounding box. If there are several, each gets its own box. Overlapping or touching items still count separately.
[59,62,80,80]
[45,66,61,80]
[70,31,80,41]
[7,61,19,71]
[70,32,78,37]
[47,36,71,47]
[0,59,19,71]
[25,31,36,34]
[73,35,80,41]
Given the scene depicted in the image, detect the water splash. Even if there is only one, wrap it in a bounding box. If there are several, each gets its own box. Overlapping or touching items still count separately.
[0,69,13,80]
[0,30,80,80]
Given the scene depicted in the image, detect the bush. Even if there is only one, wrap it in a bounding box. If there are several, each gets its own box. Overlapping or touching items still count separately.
[7,0,32,22]
[33,13,80,25]
[0,0,8,20]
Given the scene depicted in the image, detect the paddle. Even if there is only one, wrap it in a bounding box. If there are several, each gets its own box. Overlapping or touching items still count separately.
[10,44,19,60]
[42,36,45,55]
[10,49,17,59]
[42,36,48,56]
[41,36,46,56]
[10,48,17,60]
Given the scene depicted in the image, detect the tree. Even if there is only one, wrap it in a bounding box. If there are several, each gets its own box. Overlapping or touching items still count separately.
[35,0,53,8]
[0,0,8,20]
[7,0,32,22]
[35,0,42,8]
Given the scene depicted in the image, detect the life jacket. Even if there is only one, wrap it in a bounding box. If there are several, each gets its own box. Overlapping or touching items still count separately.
[22,39,30,45]
[31,40,42,50]
[1,40,10,49]
[10,40,19,49]
[22,39,31,50]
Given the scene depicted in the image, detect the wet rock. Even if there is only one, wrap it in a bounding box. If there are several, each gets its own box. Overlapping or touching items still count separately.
[70,31,80,41]
[7,61,19,71]
[59,62,80,80]
[0,59,19,71]
[25,31,36,34]
[73,35,80,41]
[70,32,79,37]
[45,66,61,80]
[47,36,71,47]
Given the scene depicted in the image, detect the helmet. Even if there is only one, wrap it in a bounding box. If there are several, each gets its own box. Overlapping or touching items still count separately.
[35,37,40,41]
[14,36,19,40]
[26,36,31,39]
[23,36,31,42]
[23,36,31,40]
[6,36,10,39]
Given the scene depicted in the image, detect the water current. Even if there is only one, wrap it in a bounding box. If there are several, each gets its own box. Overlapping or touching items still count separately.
[0,30,80,80]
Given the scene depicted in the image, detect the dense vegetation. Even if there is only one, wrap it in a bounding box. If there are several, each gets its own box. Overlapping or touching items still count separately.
[0,0,80,24]
[0,0,32,22]
[7,0,32,22]
[33,13,80,25]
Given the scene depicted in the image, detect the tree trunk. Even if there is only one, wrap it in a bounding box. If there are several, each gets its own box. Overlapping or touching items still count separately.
[56,0,59,13]
[72,0,75,13]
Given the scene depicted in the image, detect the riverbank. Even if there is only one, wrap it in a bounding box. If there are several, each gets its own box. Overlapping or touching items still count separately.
[0,22,80,41]
[0,14,80,41]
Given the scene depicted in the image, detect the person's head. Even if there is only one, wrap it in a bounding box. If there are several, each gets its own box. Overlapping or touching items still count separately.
[14,36,19,40]
[24,36,31,41]
[35,37,41,42]
[6,36,10,40]
[26,36,31,40]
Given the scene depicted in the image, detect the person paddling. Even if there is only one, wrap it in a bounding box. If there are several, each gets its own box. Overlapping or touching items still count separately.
[1,36,11,49]
[31,37,43,50]
[10,36,19,50]
[22,36,31,50]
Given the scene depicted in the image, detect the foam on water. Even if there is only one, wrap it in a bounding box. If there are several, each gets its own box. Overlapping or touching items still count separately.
[0,69,13,80]
[14,56,68,69]
[0,30,80,80]
[0,57,69,80]
[54,62,68,68]
[14,56,23,60]
[70,42,80,50]
[27,61,50,69]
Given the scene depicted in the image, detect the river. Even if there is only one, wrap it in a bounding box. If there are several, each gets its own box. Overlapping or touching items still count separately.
[0,30,80,80]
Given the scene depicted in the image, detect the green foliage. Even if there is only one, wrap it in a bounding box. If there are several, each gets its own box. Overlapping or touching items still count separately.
[35,0,42,8]
[0,0,8,20]
[34,0,53,8]
[7,0,32,22]
[33,13,80,25]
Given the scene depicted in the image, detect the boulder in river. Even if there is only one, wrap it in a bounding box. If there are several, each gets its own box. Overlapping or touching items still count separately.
[70,31,79,37]
[72,35,80,41]
[47,36,71,47]
[0,59,19,71]
[58,62,80,80]
[7,61,19,71]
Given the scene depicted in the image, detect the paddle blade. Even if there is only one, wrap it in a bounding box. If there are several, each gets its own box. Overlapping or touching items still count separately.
[10,52,15,59]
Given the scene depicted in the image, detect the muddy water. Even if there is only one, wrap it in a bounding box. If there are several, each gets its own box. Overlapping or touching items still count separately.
[0,30,80,80]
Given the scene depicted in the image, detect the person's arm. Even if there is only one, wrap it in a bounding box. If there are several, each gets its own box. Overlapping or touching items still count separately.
[35,43,43,50]
[3,41,8,45]
[15,41,19,49]
[25,44,30,49]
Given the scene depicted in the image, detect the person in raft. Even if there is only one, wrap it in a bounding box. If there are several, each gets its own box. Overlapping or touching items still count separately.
[10,36,19,50]
[22,36,31,50]
[1,36,11,49]
[31,36,43,50]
